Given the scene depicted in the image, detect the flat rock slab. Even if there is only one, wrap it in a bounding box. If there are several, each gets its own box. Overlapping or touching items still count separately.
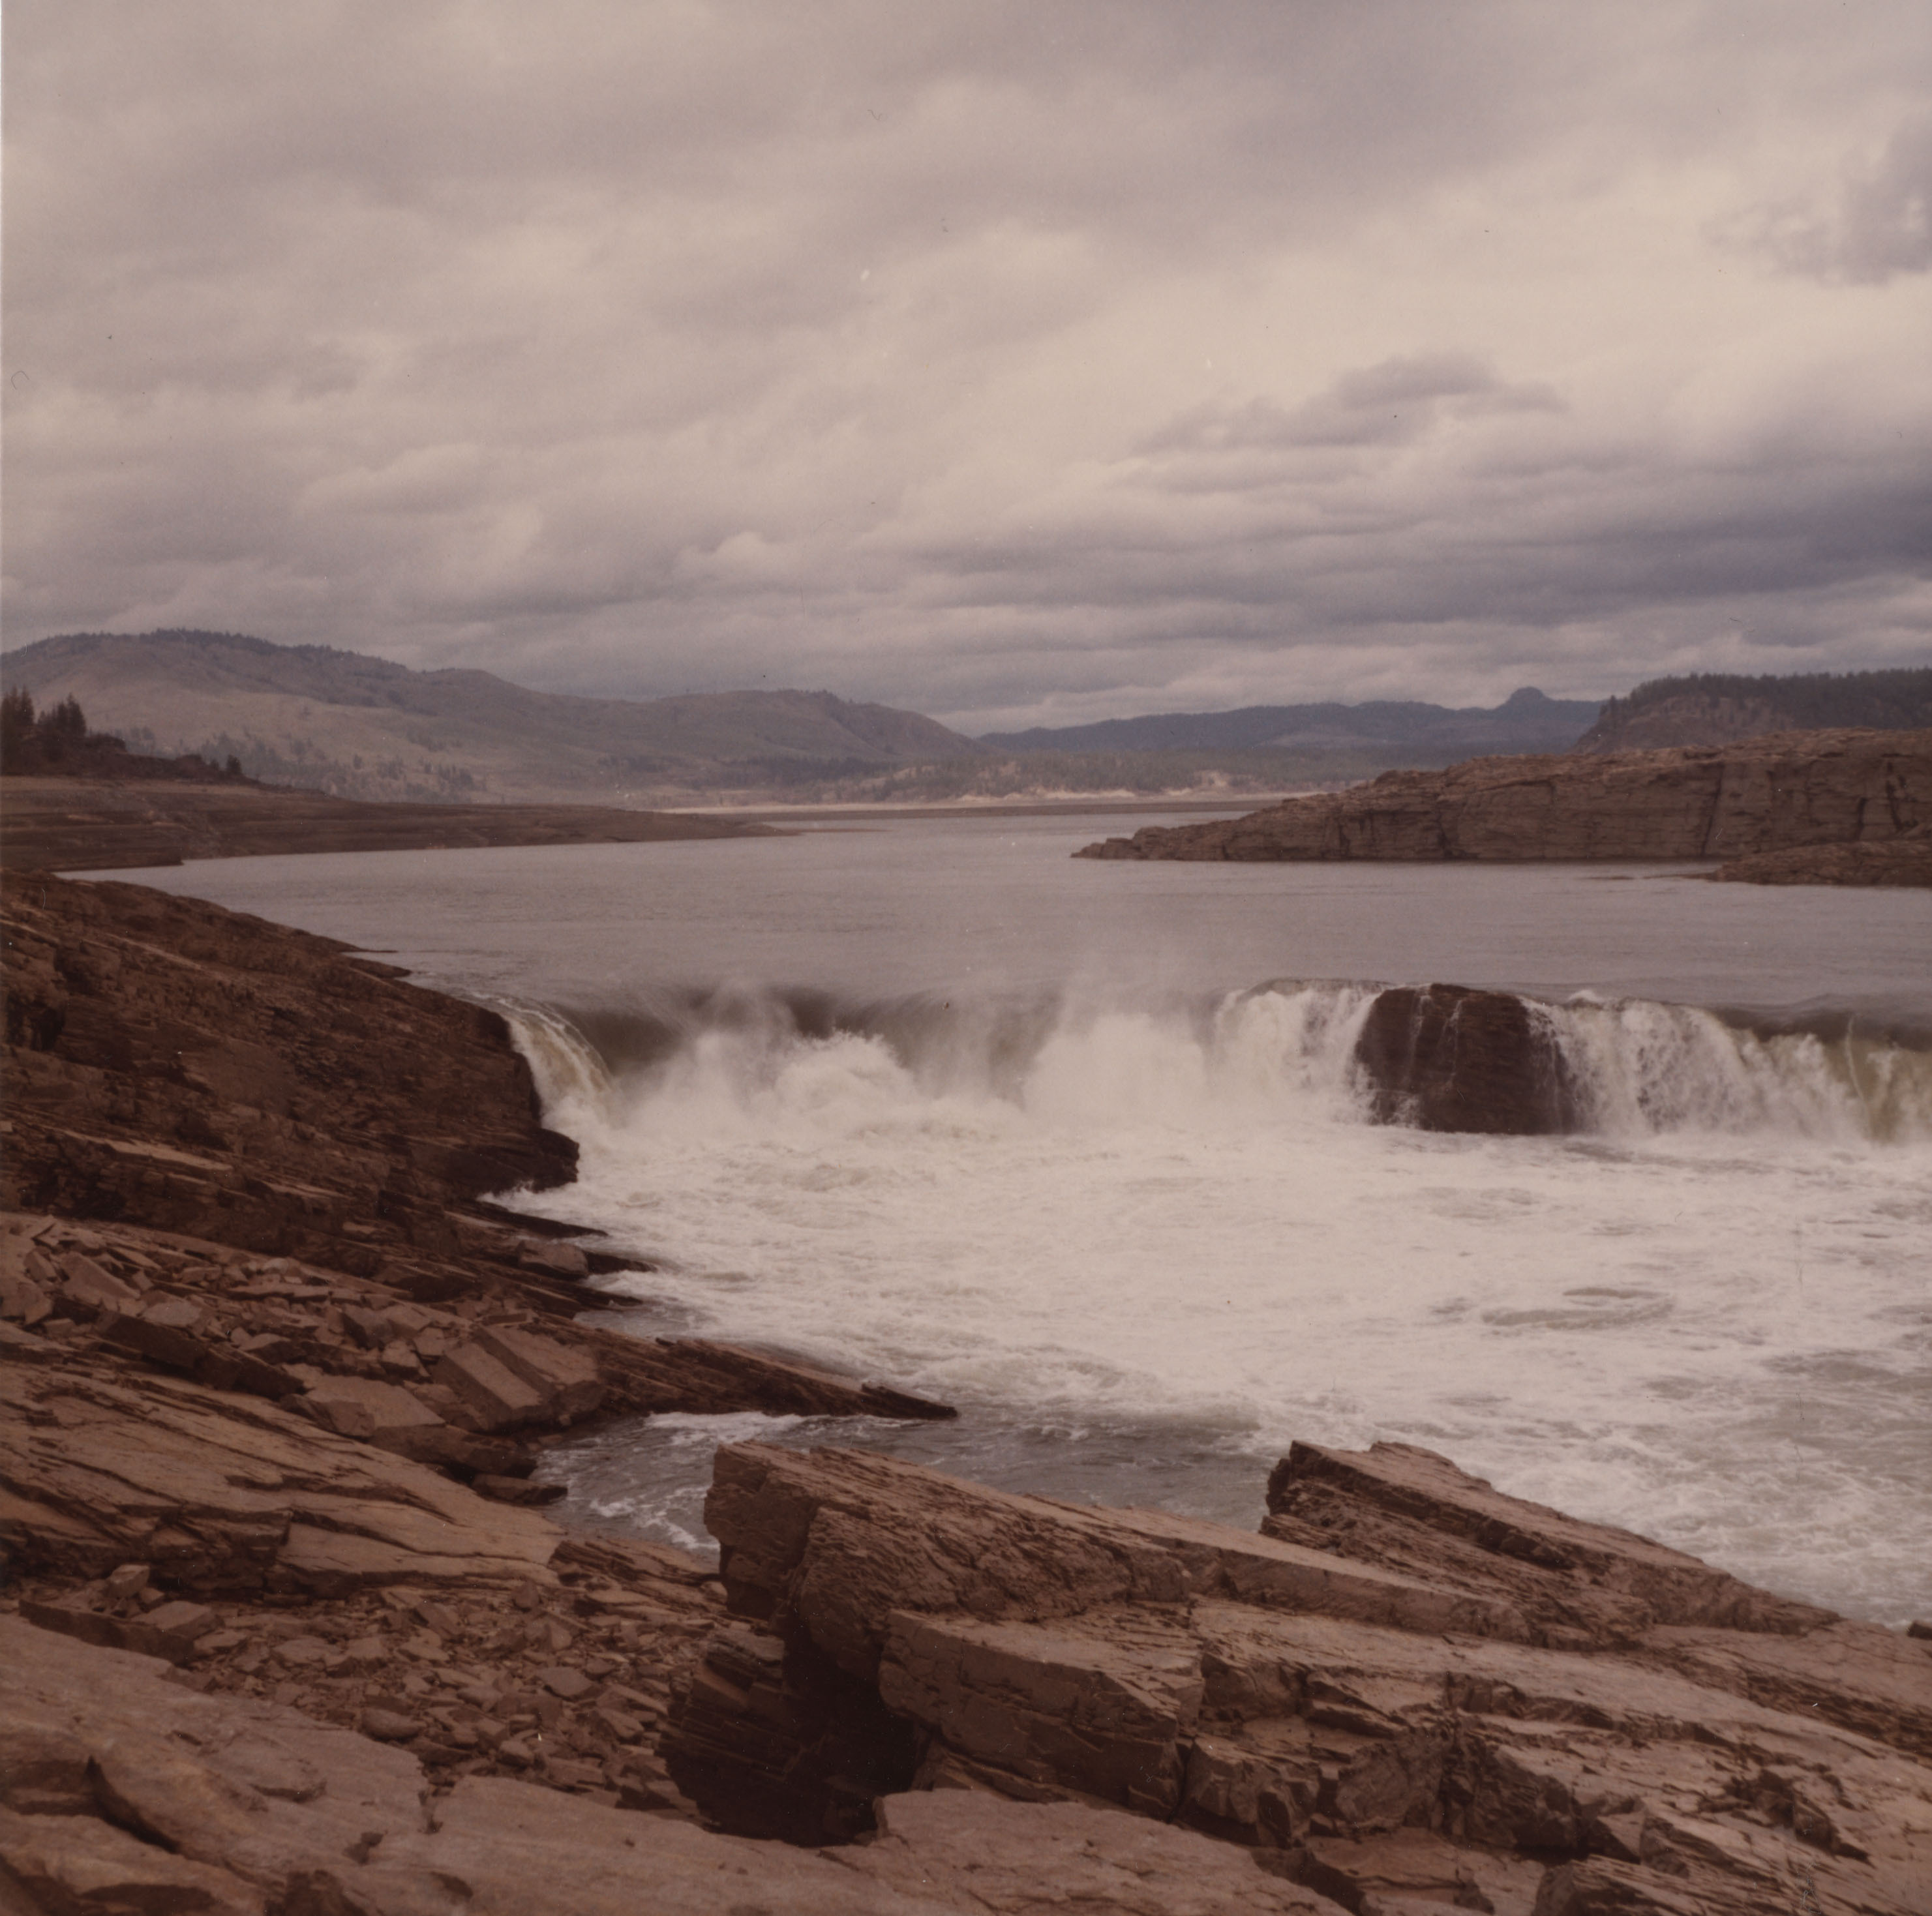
[597,1332,958,1421]
[704,1442,1530,1686]
[1266,1439,1833,1638]
[0,1361,560,1593]
[3,1614,1355,1916]
[860,1790,1352,1913]
[474,1322,605,1418]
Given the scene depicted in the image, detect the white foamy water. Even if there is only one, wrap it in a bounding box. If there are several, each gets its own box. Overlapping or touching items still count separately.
[115,822,1932,1624]
[509,979,1932,1624]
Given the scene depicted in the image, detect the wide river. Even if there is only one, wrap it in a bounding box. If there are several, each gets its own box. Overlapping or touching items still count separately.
[118,813,1932,1625]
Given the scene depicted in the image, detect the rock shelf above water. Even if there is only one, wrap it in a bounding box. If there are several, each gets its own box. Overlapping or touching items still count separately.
[662,1439,1932,1912]
[9,1359,1927,1915]
[1075,727,1932,880]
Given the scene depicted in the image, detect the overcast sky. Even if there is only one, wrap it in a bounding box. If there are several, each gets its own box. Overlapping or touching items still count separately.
[5,2,1929,730]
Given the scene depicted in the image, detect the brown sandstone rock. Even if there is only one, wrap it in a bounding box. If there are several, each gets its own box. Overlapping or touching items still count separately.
[7,1617,1355,1915]
[881,1608,1204,1814]
[1,870,576,1270]
[661,1440,1931,1913]
[856,1790,1353,1913]
[1076,728,1931,863]
[1708,830,1932,887]
[0,1263,52,1326]
[1263,1440,1832,1639]
[703,1443,1530,1682]
[301,1375,449,1457]
[0,1358,561,1594]
[519,1237,592,1278]
[591,1332,957,1422]
[473,1321,605,1418]
[0,1801,263,1916]
[437,1338,552,1430]
[475,1474,567,1506]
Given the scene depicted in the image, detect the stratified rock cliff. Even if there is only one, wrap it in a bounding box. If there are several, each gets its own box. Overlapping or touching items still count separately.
[1076,728,1931,869]
[662,1441,1931,1915]
[1573,668,1932,753]
[2,869,577,1259]
[0,871,957,1425]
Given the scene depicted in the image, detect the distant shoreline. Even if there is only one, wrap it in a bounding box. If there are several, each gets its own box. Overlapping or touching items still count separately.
[0,774,777,874]
[708,792,1304,824]
[0,771,1304,872]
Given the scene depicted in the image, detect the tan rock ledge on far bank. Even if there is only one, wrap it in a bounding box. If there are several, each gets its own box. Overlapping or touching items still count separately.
[1075,727,1931,875]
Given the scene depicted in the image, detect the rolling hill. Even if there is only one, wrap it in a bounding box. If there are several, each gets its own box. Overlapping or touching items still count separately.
[0,631,988,804]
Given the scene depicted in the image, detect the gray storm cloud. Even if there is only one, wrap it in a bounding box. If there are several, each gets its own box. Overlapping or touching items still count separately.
[4,0,1928,729]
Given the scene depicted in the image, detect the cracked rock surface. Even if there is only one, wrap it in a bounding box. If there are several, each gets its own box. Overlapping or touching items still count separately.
[663,1440,1932,1914]
[1,1617,1350,1915]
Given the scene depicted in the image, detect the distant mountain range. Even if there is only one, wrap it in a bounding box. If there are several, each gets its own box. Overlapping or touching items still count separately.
[5,631,1924,805]
[980,685,1603,758]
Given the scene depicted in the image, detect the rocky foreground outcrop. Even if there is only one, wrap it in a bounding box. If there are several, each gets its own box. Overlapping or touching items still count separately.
[2,1615,1357,1915]
[0,1317,1353,1913]
[3,868,580,1263]
[1,868,958,1423]
[10,1382,1927,1915]
[1076,728,1931,877]
[0,858,1055,1909]
[661,1441,1932,1913]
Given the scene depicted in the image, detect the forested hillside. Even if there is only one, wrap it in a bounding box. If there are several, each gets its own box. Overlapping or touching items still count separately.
[1576,668,1932,752]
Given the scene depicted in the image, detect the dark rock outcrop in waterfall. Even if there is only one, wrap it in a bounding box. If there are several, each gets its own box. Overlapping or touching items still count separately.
[1351,983,1582,1135]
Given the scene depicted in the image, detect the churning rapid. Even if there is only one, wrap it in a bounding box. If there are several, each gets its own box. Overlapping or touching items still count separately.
[117,825,1932,1628]
[507,975,1932,1627]
[515,978,1932,1145]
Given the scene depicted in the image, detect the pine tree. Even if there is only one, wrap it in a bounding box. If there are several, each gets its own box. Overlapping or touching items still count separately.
[0,686,35,753]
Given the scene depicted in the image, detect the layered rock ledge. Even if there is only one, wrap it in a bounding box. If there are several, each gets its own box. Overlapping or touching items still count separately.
[10,1400,1925,1914]
[1,1613,1359,1915]
[661,1440,1932,1913]
[1075,728,1931,879]
[1,866,956,1426]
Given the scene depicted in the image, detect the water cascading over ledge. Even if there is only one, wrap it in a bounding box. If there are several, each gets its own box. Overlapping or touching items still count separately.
[507,981,1932,1148]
